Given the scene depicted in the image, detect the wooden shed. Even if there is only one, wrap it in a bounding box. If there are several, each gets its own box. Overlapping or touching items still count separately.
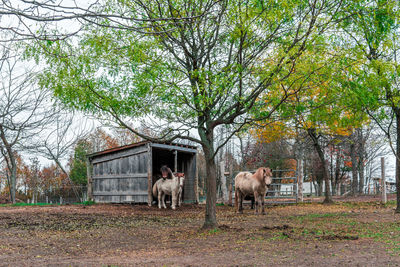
[86,141,198,205]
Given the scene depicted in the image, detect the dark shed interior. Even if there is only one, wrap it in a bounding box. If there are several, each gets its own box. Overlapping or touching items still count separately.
[151,147,196,203]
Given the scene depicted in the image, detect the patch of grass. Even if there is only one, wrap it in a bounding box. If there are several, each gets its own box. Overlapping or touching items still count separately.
[0,201,95,207]
[290,212,349,223]
[384,200,396,207]
[73,200,96,206]
[0,202,58,207]
[208,228,221,234]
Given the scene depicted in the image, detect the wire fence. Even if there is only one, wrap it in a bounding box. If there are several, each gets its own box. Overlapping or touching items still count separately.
[33,186,87,204]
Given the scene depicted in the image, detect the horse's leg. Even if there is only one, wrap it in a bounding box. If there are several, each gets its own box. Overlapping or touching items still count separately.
[251,198,255,209]
[177,188,181,207]
[235,189,239,213]
[261,192,266,215]
[171,192,177,210]
[254,192,259,214]
[158,191,162,209]
[238,191,244,214]
[163,193,168,209]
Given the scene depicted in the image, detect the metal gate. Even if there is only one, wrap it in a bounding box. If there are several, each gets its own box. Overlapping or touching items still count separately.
[230,168,299,205]
[266,169,297,204]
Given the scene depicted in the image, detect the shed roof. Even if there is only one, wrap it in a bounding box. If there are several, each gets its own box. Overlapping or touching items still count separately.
[87,141,197,159]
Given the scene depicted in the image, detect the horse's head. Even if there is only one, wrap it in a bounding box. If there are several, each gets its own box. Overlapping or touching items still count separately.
[261,167,272,185]
[175,172,185,187]
[160,165,170,179]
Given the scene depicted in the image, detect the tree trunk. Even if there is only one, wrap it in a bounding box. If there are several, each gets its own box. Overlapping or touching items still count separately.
[10,156,16,204]
[334,147,341,196]
[395,108,400,213]
[220,161,228,203]
[200,128,218,229]
[358,152,365,194]
[308,128,333,204]
[350,141,358,196]
[330,146,335,195]
[316,180,322,196]
[0,127,16,204]
[358,129,365,194]
[203,148,217,228]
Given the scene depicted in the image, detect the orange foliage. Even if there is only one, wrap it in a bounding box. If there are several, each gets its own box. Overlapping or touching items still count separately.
[344,160,352,168]
[252,121,294,144]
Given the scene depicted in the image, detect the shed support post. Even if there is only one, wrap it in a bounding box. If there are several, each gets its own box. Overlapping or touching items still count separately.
[174,150,178,173]
[86,158,93,201]
[147,144,153,206]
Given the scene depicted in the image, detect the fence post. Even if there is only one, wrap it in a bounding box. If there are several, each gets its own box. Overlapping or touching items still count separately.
[297,159,304,203]
[381,157,387,204]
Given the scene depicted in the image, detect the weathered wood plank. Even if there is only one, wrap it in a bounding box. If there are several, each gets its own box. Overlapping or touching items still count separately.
[92,173,148,179]
[91,147,148,164]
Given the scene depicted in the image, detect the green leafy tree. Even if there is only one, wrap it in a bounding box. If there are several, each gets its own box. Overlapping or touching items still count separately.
[27,0,345,228]
[257,31,368,203]
[69,140,91,186]
[339,0,400,210]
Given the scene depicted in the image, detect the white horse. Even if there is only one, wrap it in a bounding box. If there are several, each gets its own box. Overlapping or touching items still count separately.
[152,167,185,210]
[235,167,272,214]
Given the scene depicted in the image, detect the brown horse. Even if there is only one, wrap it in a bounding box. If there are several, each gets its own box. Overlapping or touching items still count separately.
[234,167,272,214]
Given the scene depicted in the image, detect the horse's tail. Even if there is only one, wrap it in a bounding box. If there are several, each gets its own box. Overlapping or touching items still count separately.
[152,182,158,198]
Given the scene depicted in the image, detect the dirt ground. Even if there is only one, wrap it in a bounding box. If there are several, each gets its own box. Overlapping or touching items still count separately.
[1,195,400,266]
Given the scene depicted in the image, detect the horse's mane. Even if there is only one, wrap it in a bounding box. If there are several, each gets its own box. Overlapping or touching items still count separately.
[253,167,265,183]
[253,167,272,184]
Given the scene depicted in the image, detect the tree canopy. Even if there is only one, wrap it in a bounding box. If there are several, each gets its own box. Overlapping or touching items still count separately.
[24,0,347,227]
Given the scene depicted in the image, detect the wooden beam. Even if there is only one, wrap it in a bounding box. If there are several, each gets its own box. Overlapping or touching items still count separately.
[147,143,153,206]
[91,148,148,164]
[86,158,93,201]
[151,143,197,154]
[174,150,178,173]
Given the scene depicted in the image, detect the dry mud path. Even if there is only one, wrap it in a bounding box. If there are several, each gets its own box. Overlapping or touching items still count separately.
[1,196,400,266]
